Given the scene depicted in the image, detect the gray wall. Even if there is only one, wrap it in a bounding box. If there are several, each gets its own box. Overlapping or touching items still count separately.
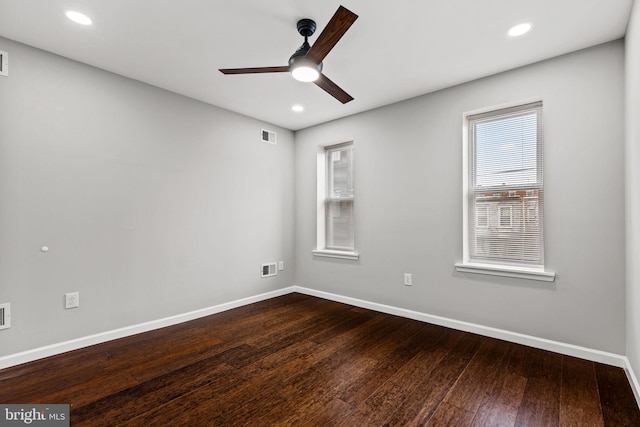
[626,0,640,377]
[0,35,629,359]
[295,41,626,354]
[0,37,295,356]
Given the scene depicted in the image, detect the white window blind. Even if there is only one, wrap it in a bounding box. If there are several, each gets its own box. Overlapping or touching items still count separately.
[467,101,544,266]
[325,143,354,251]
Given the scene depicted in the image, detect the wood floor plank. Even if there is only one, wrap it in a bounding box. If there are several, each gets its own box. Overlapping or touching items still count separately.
[0,352,111,403]
[122,302,379,425]
[440,337,510,414]
[71,360,235,426]
[595,363,640,426]
[297,398,356,427]
[560,355,604,427]
[1,294,638,426]
[345,327,476,426]
[306,306,377,345]
[339,320,430,406]
[274,313,405,399]
[273,397,356,427]
[121,349,300,425]
[426,401,476,427]
[102,325,225,383]
[470,343,530,427]
[277,367,367,426]
[473,403,521,427]
[221,302,371,369]
[258,316,401,424]
[397,332,484,426]
[515,348,563,426]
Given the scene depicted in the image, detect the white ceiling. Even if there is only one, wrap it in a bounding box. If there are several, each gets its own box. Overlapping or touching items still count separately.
[0,0,633,131]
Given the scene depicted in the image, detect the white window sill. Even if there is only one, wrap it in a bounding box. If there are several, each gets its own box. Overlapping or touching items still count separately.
[313,249,359,261]
[454,262,555,282]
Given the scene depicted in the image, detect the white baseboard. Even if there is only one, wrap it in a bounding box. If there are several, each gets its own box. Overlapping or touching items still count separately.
[0,287,294,370]
[2,283,639,409]
[293,286,628,368]
[623,357,640,407]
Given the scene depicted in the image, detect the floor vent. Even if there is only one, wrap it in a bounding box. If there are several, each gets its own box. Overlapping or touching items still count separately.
[261,263,277,278]
[261,129,276,145]
[0,303,10,330]
[0,50,8,77]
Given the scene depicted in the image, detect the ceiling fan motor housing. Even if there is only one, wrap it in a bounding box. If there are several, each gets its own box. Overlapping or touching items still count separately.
[290,19,322,74]
[297,19,316,37]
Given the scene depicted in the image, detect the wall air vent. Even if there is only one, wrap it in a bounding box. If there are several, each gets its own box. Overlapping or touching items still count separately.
[0,303,10,330]
[261,129,277,145]
[261,262,277,278]
[0,50,8,77]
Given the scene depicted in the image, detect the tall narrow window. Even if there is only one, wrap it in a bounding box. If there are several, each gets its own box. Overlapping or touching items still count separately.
[325,143,354,250]
[458,101,553,280]
[314,142,357,260]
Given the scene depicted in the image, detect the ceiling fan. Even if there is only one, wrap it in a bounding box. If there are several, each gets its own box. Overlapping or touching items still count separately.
[219,6,358,104]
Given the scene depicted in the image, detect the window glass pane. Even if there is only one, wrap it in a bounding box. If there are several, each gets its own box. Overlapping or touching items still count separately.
[328,146,354,198]
[326,200,354,250]
[471,191,541,262]
[475,112,538,188]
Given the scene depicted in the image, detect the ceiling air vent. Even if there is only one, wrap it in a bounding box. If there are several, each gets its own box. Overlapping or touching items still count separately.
[261,129,277,145]
[261,262,277,278]
[0,303,11,330]
[0,50,8,77]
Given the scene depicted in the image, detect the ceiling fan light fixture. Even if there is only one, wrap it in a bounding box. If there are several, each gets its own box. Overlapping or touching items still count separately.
[291,65,320,82]
[290,56,321,82]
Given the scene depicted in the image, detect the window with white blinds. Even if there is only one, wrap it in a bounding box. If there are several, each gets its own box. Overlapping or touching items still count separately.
[467,101,544,267]
[325,143,354,251]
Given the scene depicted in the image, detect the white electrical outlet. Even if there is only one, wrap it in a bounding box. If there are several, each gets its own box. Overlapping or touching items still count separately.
[65,292,80,309]
[404,273,412,286]
[278,261,284,271]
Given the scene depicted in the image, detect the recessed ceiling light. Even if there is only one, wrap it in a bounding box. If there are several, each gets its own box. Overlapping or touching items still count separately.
[66,11,92,26]
[508,22,532,37]
[292,105,304,112]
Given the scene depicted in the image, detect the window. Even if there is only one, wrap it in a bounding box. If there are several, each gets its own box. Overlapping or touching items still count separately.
[498,205,513,228]
[456,100,555,281]
[313,142,358,260]
[476,204,488,228]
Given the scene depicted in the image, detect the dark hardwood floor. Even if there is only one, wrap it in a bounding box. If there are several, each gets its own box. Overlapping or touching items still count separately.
[1,293,639,426]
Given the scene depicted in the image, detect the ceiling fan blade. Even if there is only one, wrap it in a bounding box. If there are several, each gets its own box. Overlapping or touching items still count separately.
[306,6,358,64]
[219,66,289,74]
[315,73,354,104]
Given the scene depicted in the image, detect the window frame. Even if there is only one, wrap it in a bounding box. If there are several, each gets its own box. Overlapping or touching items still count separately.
[455,99,555,282]
[313,141,359,260]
